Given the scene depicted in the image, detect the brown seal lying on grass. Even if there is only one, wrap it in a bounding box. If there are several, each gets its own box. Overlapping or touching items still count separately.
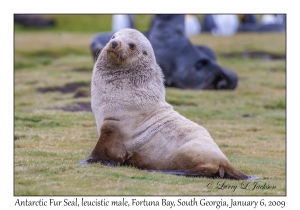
[78,28,257,180]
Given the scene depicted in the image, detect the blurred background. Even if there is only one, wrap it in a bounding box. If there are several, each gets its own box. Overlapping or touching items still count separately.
[14,14,286,34]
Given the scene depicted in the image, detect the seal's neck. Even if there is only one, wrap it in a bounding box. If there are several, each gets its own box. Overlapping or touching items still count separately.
[92,62,167,115]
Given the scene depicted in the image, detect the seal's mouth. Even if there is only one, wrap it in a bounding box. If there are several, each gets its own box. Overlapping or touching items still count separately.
[107,50,127,64]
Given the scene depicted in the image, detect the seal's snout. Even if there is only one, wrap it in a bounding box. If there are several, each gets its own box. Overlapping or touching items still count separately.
[214,65,238,90]
[111,41,118,49]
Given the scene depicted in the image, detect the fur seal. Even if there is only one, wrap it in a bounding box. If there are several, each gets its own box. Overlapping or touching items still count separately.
[90,15,238,89]
[147,14,238,89]
[78,28,257,180]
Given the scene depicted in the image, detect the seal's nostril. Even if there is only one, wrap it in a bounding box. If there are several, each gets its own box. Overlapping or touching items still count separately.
[111,41,118,49]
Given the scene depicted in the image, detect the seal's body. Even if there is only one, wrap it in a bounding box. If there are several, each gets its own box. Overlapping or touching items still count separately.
[79,28,257,180]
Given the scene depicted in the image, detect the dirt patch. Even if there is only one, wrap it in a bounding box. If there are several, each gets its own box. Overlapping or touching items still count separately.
[56,102,92,112]
[73,87,90,98]
[167,100,198,107]
[223,51,286,60]
[37,82,90,94]
[247,127,261,132]
[170,102,197,106]
[71,68,92,73]
[242,114,255,118]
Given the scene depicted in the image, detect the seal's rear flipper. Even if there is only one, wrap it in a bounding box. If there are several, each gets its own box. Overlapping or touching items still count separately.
[147,164,258,180]
[220,163,258,180]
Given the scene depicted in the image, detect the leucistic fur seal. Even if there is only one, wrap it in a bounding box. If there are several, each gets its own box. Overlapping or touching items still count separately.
[78,28,257,180]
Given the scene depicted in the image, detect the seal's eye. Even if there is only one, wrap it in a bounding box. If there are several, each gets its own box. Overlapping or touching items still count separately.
[129,43,135,50]
[111,35,115,39]
[195,59,209,71]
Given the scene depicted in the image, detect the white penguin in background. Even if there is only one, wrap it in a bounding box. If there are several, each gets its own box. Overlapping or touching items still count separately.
[211,15,239,36]
[185,14,201,36]
[261,14,285,25]
[112,14,135,32]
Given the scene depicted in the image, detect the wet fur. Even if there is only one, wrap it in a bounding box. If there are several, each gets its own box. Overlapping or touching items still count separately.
[78,28,257,180]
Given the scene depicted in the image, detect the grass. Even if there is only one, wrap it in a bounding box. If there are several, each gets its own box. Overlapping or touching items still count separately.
[14,15,286,196]
[14,14,153,33]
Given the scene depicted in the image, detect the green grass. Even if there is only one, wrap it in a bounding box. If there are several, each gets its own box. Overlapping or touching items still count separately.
[14,15,286,196]
[14,14,153,33]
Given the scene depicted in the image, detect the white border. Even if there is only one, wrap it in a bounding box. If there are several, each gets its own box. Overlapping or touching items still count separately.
[4,0,296,208]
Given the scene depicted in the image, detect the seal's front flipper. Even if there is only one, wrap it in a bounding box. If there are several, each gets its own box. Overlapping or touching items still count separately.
[77,153,119,166]
[76,156,95,165]
[77,122,127,166]
[77,160,89,165]
[76,150,117,166]
[246,175,259,180]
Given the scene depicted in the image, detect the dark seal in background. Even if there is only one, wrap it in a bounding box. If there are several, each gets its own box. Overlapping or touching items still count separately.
[91,14,238,90]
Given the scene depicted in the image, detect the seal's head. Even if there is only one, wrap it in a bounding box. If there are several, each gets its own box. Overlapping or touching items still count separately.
[100,28,156,68]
